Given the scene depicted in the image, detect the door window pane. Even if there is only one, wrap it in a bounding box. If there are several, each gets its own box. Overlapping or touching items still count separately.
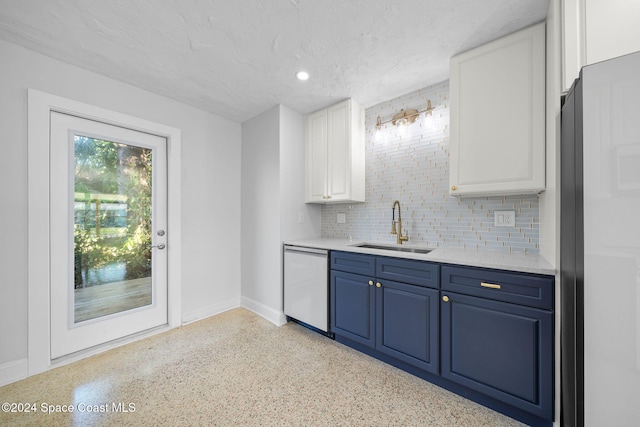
[73,136,153,323]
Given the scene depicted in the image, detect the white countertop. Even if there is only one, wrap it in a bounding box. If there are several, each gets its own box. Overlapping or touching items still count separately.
[283,238,555,276]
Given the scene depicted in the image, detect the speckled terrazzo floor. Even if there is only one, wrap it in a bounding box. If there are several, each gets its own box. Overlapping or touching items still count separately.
[0,308,526,426]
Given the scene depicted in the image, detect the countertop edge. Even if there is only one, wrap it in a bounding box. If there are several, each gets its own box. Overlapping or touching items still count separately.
[283,238,556,276]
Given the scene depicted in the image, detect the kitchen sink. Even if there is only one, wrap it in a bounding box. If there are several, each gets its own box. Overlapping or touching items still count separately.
[352,243,433,254]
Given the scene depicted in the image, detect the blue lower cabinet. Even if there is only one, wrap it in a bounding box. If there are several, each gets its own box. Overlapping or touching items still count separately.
[330,255,439,374]
[330,252,555,426]
[376,280,439,374]
[330,270,375,348]
[441,292,554,421]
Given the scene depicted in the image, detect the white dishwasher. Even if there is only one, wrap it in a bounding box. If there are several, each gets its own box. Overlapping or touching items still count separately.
[283,245,329,333]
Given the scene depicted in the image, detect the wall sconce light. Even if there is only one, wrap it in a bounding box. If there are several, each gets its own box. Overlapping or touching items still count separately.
[375,99,434,140]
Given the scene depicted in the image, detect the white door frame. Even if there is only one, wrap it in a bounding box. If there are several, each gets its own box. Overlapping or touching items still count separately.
[27,89,182,375]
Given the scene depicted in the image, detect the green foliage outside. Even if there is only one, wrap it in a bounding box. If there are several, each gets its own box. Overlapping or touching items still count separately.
[74,136,153,288]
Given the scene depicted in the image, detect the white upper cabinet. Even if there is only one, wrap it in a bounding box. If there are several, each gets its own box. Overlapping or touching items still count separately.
[305,99,365,204]
[449,23,546,197]
[562,0,640,92]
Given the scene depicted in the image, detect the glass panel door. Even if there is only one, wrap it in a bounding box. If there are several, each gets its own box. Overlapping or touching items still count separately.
[50,112,168,359]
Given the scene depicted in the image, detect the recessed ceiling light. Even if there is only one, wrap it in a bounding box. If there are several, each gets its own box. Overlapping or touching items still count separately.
[296,71,309,81]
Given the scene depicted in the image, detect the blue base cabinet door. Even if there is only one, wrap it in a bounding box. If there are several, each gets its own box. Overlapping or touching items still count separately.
[441,292,554,421]
[376,280,439,374]
[330,270,375,348]
[331,254,440,374]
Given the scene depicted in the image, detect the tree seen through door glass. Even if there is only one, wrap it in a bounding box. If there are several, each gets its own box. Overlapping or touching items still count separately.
[73,135,153,323]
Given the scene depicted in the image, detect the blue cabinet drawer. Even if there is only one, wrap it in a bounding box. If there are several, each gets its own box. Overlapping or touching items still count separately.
[441,265,554,310]
[330,251,376,276]
[376,256,439,289]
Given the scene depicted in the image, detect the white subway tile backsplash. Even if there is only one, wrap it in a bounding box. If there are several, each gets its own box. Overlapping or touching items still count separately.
[320,80,540,253]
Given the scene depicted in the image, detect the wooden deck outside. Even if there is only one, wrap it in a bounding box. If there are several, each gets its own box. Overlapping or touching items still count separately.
[74,277,152,323]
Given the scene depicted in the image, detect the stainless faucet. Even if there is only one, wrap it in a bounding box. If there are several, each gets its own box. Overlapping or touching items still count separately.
[391,200,409,244]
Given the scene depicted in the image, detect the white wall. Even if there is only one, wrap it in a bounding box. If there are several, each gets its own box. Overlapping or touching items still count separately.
[0,39,242,372]
[279,105,321,241]
[562,0,640,92]
[241,106,282,320]
[584,0,640,65]
[241,105,320,324]
[180,114,242,323]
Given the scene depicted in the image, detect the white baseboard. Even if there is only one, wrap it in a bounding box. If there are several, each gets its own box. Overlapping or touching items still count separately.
[241,296,287,326]
[0,358,28,387]
[181,296,241,325]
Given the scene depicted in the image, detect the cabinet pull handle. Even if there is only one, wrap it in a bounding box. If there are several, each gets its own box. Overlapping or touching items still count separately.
[376,282,382,288]
[442,295,449,302]
[451,185,457,191]
[481,282,501,290]
[368,280,374,286]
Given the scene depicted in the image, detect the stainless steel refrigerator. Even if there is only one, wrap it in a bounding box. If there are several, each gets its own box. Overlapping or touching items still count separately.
[561,50,640,426]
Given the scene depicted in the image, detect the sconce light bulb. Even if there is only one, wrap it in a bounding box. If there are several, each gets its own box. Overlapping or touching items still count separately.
[424,114,434,128]
[375,116,384,142]
[398,121,411,138]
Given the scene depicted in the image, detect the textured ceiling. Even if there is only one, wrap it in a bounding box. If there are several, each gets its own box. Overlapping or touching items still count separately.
[0,0,548,122]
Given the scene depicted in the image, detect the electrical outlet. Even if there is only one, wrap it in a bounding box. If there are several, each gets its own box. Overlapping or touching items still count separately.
[337,213,346,224]
[494,210,515,228]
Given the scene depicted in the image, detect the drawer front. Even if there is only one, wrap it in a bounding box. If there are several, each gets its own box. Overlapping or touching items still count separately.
[376,256,439,289]
[441,265,553,310]
[330,251,375,276]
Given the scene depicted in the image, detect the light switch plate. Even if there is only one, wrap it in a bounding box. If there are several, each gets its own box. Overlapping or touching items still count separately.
[337,213,346,224]
[494,210,515,228]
